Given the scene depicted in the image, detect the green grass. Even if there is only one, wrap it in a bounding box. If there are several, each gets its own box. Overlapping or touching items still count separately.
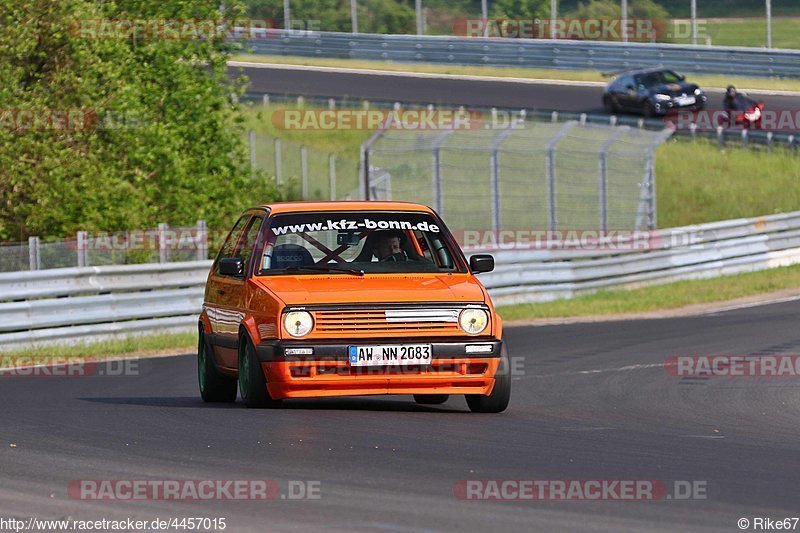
[656,139,800,228]
[0,331,196,365]
[669,17,800,49]
[233,54,800,93]
[498,263,800,321]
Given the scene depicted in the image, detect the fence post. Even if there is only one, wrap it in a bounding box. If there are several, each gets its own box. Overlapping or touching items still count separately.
[158,223,169,264]
[431,130,454,215]
[76,231,88,267]
[635,129,672,230]
[196,220,208,261]
[360,117,392,201]
[28,236,40,271]
[490,127,515,234]
[360,144,370,200]
[274,138,282,184]
[262,93,270,108]
[432,149,442,213]
[329,154,336,200]
[545,122,577,231]
[598,128,628,232]
[301,145,309,198]
[249,130,256,178]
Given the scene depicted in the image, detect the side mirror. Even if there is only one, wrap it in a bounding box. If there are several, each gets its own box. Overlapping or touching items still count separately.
[469,254,494,274]
[218,257,244,277]
[678,74,686,81]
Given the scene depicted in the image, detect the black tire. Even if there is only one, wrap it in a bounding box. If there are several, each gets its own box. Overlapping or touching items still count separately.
[642,101,656,118]
[413,394,449,405]
[198,329,237,403]
[602,95,618,114]
[238,333,283,409]
[465,345,511,413]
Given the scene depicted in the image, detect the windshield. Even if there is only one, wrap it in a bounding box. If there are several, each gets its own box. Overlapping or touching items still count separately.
[637,70,682,87]
[258,211,467,275]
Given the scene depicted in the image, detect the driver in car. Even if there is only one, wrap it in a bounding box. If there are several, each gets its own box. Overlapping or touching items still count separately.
[373,230,409,262]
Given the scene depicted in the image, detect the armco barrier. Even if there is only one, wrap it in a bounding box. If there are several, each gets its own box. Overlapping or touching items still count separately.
[2,211,800,347]
[246,31,800,78]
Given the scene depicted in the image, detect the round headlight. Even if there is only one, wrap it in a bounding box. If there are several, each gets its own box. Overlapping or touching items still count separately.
[284,311,314,337]
[459,308,489,335]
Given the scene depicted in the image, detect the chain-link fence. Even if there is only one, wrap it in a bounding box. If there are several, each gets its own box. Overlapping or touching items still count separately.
[247,130,362,201]
[363,119,673,240]
[0,223,209,273]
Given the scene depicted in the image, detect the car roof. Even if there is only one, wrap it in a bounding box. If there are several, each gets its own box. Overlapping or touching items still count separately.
[618,67,678,77]
[253,201,436,215]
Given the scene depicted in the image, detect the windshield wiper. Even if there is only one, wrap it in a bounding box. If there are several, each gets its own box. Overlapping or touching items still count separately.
[284,265,365,277]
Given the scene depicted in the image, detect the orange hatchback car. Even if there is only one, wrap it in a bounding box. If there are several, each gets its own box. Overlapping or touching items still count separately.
[198,201,510,412]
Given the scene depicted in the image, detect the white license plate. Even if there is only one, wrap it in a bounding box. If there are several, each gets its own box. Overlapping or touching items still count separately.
[676,96,696,106]
[348,344,432,367]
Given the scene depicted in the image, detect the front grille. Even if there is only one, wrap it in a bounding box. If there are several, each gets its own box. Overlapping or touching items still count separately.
[311,306,465,338]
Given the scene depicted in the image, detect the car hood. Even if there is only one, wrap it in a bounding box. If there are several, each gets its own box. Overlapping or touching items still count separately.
[649,82,699,96]
[253,274,487,306]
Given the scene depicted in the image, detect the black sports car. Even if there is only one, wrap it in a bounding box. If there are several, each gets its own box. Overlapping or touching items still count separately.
[602,68,707,117]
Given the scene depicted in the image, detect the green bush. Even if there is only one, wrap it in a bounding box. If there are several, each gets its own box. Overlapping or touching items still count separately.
[0,0,280,241]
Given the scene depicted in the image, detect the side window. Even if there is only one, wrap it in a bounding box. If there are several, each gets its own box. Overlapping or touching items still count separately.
[216,215,250,271]
[233,216,264,277]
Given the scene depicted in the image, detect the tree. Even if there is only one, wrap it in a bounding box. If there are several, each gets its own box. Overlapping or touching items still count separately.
[0,0,279,241]
[492,0,550,20]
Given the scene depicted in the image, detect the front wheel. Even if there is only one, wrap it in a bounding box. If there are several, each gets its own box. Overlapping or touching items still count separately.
[602,95,618,114]
[465,346,511,413]
[238,334,283,409]
[198,330,237,403]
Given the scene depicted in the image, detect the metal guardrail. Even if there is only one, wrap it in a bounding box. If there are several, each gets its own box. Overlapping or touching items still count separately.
[247,31,800,78]
[480,211,800,304]
[2,211,800,347]
[0,262,211,347]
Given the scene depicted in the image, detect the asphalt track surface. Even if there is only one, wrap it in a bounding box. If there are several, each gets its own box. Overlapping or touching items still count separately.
[232,63,800,114]
[3,299,800,531]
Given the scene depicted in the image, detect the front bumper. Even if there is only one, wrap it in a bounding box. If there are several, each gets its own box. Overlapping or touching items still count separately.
[653,94,707,115]
[255,338,503,399]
